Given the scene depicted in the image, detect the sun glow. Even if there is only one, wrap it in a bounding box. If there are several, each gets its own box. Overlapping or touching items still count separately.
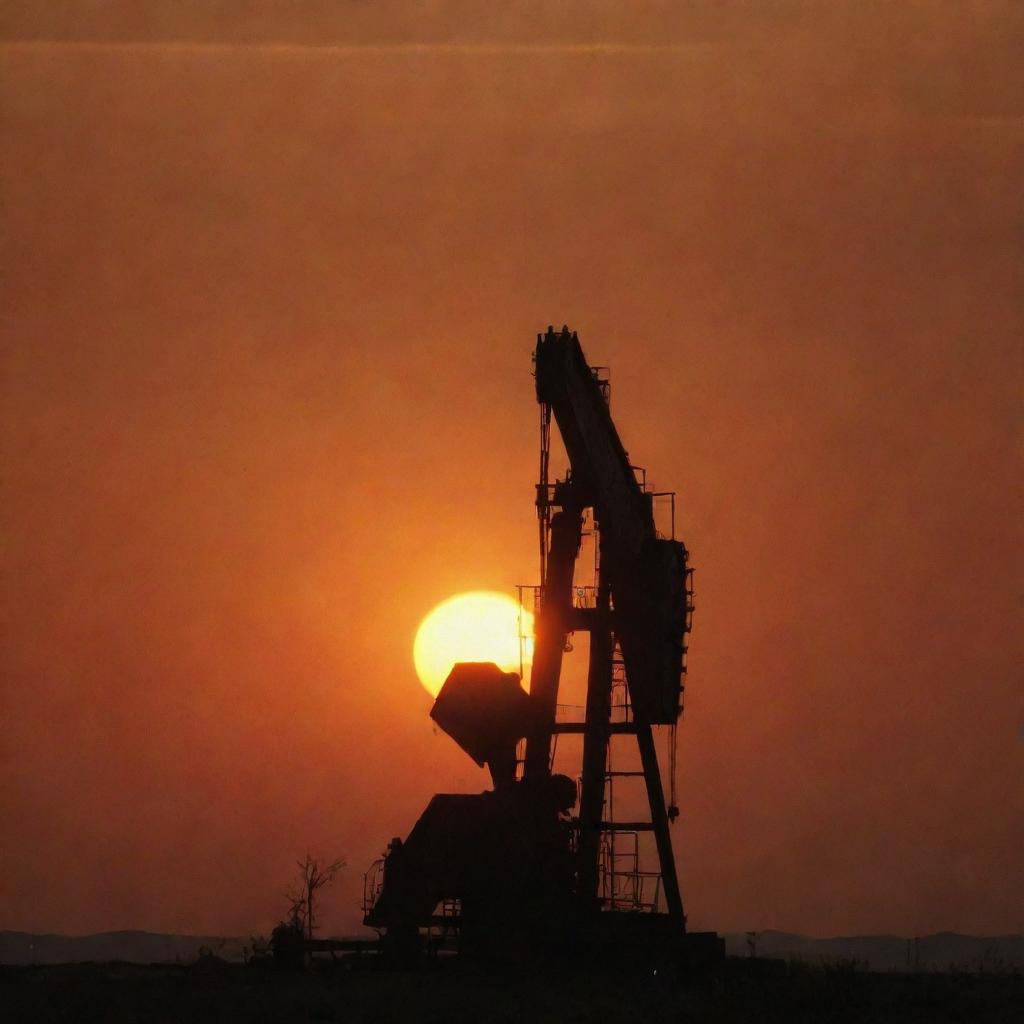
[413,591,534,697]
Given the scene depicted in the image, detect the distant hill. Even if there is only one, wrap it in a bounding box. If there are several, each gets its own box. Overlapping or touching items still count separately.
[0,930,248,965]
[723,930,1024,972]
[3,928,1022,971]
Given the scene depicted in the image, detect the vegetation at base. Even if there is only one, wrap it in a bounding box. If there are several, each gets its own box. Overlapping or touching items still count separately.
[1,957,1020,1024]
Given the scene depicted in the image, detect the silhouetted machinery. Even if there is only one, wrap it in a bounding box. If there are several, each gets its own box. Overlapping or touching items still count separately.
[364,326,722,969]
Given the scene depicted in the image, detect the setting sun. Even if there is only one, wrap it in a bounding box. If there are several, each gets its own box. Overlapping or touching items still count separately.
[413,591,534,697]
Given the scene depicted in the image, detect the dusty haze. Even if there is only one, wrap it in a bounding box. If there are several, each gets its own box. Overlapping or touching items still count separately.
[2,2,1022,939]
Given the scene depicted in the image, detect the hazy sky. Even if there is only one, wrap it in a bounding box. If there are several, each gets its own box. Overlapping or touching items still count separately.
[2,2,1022,939]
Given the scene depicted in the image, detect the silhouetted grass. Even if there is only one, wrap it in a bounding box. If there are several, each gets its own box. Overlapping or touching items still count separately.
[1,958,1020,1023]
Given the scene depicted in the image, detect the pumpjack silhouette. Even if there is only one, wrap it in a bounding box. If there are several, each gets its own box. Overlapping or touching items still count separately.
[363,327,722,970]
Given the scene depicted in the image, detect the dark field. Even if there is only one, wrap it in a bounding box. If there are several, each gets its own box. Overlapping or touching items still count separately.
[2,960,1020,1024]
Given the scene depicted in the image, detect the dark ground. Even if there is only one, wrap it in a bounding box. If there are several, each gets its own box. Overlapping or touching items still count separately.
[1,959,1021,1024]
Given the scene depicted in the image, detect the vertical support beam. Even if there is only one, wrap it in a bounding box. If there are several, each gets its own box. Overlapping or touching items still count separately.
[524,507,582,779]
[576,580,612,908]
[636,722,686,927]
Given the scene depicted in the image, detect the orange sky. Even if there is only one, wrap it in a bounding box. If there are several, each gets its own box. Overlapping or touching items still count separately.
[2,2,1022,939]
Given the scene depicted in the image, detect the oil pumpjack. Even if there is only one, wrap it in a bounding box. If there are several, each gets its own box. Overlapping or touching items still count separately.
[363,327,722,968]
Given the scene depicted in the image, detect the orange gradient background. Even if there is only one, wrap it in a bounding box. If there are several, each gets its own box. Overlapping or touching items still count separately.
[1,2,1021,941]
